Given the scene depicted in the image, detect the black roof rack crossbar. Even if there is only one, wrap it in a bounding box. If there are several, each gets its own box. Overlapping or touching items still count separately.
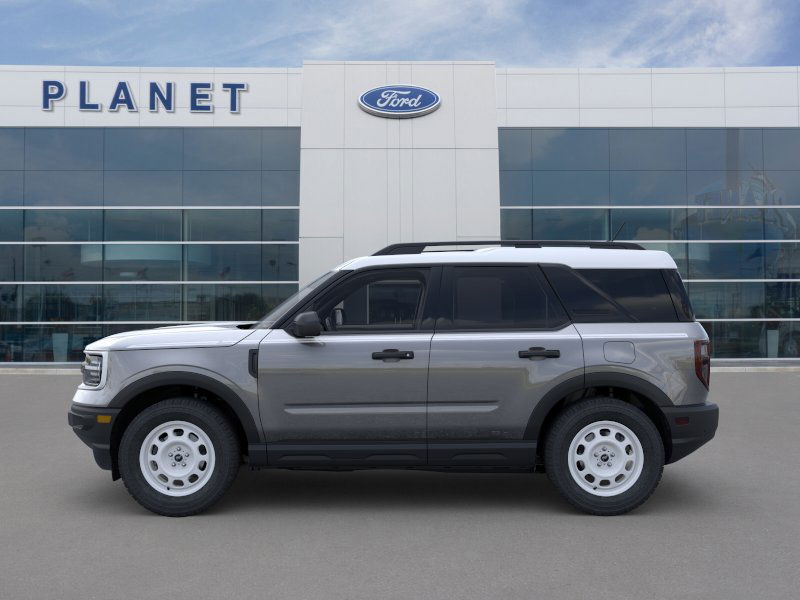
[372,240,645,255]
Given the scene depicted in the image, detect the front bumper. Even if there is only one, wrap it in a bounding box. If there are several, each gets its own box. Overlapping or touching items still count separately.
[662,402,719,464]
[68,403,121,472]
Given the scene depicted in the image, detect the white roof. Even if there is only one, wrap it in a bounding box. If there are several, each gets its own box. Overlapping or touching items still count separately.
[338,246,677,271]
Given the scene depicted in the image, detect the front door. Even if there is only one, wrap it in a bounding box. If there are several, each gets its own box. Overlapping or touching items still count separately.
[427,265,584,467]
[258,267,438,467]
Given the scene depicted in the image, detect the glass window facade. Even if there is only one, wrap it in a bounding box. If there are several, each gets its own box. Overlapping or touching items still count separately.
[0,127,299,362]
[500,127,800,359]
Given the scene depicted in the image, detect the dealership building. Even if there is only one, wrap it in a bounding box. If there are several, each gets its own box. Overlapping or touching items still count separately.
[1,60,799,362]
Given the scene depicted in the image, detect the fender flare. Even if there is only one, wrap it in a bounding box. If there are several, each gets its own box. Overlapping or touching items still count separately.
[108,371,262,444]
[523,371,672,441]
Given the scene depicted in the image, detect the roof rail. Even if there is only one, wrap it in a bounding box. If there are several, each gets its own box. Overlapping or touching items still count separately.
[372,240,645,255]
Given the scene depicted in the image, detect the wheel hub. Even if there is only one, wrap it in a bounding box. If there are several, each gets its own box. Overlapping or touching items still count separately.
[138,420,216,497]
[567,420,644,497]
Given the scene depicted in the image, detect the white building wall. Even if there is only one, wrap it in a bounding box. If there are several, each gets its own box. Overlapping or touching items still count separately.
[497,66,800,128]
[298,61,501,284]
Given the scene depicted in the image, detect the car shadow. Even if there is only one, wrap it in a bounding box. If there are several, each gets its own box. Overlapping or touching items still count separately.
[65,466,721,517]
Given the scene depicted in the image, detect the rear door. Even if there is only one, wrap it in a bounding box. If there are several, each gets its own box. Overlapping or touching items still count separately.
[426,265,584,467]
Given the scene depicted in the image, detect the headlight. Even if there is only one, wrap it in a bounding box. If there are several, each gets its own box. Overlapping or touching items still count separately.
[81,353,103,387]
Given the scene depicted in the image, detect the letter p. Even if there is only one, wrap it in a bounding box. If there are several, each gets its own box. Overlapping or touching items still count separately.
[42,80,65,110]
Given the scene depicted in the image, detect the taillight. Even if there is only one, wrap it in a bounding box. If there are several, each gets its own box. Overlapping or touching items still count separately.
[694,340,710,389]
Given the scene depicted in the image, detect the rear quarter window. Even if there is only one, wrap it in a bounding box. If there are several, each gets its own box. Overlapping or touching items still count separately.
[577,269,679,322]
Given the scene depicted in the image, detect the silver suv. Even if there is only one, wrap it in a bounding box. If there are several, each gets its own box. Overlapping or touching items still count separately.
[68,241,718,517]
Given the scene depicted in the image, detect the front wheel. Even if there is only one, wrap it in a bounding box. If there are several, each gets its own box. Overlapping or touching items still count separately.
[544,398,664,515]
[118,398,240,517]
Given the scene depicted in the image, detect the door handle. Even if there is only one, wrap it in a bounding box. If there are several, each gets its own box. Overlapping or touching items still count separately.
[372,349,415,360]
[518,347,560,359]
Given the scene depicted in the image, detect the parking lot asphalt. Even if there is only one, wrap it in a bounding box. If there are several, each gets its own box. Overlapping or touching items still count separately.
[0,371,798,600]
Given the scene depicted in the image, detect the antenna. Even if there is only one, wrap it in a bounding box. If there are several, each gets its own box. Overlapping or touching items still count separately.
[610,221,626,243]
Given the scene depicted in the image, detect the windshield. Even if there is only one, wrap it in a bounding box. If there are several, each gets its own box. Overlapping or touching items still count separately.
[257,270,340,328]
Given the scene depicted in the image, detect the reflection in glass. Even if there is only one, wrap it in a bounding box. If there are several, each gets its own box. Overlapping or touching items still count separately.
[0,210,23,241]
[501,210,532,240]
[0,246,23,281]
[0,285,20,321]
[688,282,765,319]
[183,128,261,170]
[104,128,182,171]
[701,321,766,358]
[25,128,103,171]
[103,245,181,281]
[611,171,686,205]
[686,129,763,171]
[0,170,23,205]
[533,171,609,206]
[610,129,685,170]
[104,209,181,241]
[0,129,24,170]
[185,244,263,281]
[262,209,299,241]
[687,208,764,240]
[529,209,608,240]
[104,285,181,320]
[762,129,800,170]
[186,284,264,321]
[766,282,800,318]
[0,326,23,360]
[183,171,260,205]
[498,129,531,170]
[688,243,765,279]
[263,244,299,281]
[185,209,261,241]
[262,129,301,170]
[24,244,103,281]
[764,208,800,240]
[262,171,300,206]
[21,324,104,362]
[22,285,101,321]
[765,242,800,279]
[500,172,532,206]
[533,129,609,170]
[688,170,773,205]
[24,171,103,206]
[611,209,687,240]
[104,171,182,206]
[763,170,800,204]
[24,210,102,241]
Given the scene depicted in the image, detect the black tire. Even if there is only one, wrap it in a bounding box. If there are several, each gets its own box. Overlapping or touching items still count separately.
[544,397,664,516]
[118,397,240,517]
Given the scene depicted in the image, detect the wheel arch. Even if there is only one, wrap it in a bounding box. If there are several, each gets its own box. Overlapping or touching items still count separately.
[526,372,674,464]
[108,372,260,480]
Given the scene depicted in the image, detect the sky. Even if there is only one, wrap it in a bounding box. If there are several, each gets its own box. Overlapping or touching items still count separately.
[0,0,798,68]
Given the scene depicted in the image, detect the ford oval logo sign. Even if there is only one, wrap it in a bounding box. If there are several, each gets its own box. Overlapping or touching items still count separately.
[358,85,440,118]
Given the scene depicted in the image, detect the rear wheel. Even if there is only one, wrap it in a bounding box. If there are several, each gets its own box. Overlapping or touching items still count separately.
[118,398,240,517]
[544,397,664,515]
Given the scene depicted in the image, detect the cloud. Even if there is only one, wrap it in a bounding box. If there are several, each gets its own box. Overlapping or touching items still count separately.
[0,0,794,67]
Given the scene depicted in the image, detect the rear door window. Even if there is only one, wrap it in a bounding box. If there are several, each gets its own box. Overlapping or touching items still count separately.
[441,266,568,330]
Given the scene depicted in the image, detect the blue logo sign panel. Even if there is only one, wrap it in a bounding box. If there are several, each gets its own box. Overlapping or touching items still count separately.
[358,85,440,118]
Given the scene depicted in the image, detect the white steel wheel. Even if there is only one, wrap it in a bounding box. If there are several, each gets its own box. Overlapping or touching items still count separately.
[138,420,216,497]
[567,420,644,497]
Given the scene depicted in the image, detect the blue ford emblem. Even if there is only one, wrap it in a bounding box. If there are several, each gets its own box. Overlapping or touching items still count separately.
[358,85,440,118]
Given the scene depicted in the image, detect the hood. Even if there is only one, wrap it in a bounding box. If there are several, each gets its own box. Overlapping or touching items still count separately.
[85,322,258,352]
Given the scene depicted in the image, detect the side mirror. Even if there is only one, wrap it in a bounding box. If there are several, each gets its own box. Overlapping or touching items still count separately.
[292,311,322,338]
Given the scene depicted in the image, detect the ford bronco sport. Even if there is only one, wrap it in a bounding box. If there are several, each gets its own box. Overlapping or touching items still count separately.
[68,241,718,517]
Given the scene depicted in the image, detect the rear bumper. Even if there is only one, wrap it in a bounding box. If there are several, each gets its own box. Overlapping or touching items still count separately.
[68,403,121,471]
[662,402,719,464]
